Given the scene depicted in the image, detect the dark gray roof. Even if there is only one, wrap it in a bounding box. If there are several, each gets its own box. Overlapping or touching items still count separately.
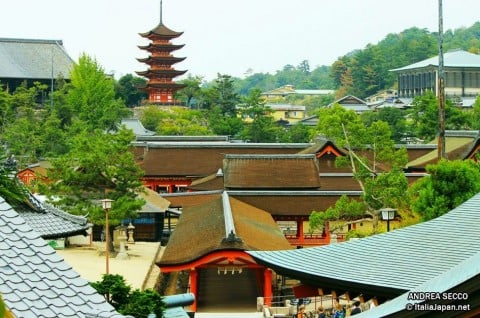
[17,193,91,239]
[248,192,480,299]
[0,196,124,318]
[0,38,74,79]
[164,293,195,318]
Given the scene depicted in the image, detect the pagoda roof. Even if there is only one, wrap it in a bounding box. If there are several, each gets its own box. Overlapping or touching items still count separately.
[136,56,186,64]
[142,83,187,90]
[0,37,74,79]
[139,23,183,38]
[136,69,187,77]
[138,43,185,51]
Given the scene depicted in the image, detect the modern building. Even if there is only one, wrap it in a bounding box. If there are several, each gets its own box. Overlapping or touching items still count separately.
[0,37,74,93]
[136,3,186,105]
[390,49,480,103]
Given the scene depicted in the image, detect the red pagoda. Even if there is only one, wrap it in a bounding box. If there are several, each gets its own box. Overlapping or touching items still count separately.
[137,1,186,105]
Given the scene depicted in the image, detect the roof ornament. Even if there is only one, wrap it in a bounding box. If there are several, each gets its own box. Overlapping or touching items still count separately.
[159,0,163,25]
[221,192,243,244]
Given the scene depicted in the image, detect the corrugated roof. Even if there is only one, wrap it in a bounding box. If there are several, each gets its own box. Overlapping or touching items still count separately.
[248,192,480,299]
[356,251,480,317]
[0,196,124,318]
[0,38,74,79]
[390,49,480,72]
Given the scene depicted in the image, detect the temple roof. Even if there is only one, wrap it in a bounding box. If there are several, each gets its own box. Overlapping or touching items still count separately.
[0,38,74,79]
[158,192,292,267]
[248,192,480,300]
[139,23,183,38]
[223,154,321,189]
[0,196,124,317]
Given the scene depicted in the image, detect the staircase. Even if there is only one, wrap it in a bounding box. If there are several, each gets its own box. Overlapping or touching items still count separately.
[196,268,259,312]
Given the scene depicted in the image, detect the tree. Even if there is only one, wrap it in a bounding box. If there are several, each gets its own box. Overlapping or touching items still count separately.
[40,127,145,228]
[408,92,469,141]
[237,88,281,142]
[177,75,203,108]
[115,74,147,107]
[408,159,480,221]
[67,54,131,131]
[314,104,409,232]
[91,274,165,318]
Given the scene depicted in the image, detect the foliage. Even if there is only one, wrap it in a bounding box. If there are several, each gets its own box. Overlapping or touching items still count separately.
[91,274,165,318]
[120,289,165,318]
[277,123,314,143]
[91,274,132,310]
[407,92,469,141]
[310,195,367,231]
[237,89,281,142]
[115,74,147,107]
[360,107,408,143]
[201,74,240,116]
[177,75,203,108]
[0,151,29,208]
[67,54,131,131]
[408,159,480,221]
[314,105,409,232]
[39,127,145,226]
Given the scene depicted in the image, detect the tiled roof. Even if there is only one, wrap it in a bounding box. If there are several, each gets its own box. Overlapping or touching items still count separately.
[0,196,124,318]
[158,192,292,267]
[248,192,480,300]
[223,154,321,189]
[139,23,183,38]
[17,194,90,239]
[134,142,311,177]
[120,118,156,137]
[0,38,74,79]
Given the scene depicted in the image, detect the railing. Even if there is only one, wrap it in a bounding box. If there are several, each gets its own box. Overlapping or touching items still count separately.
[284,233,346,246]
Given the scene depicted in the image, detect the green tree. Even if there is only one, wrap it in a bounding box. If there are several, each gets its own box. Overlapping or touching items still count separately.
[91,274,165,318]
[202,74,240,116]
[177,75,203,108]
[67,54,130,131]
[238,88,281,142]
[115,74,147,107]
[408,159,480,221]
[40,127,145,228]
[121,289,165,318]
[315,104,409,231]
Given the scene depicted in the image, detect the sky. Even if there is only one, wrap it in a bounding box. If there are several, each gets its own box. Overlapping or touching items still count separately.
[1,0,480,81]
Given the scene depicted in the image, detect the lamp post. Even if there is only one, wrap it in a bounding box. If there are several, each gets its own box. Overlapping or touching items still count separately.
[101,199,114,274]
[381,208,396,232]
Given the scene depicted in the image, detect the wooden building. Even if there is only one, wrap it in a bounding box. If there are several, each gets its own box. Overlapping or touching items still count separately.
[136,3,186,105]
[158,191,293,312]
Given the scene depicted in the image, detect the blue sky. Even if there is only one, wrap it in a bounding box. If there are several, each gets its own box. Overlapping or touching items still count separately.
[1,0,479,81]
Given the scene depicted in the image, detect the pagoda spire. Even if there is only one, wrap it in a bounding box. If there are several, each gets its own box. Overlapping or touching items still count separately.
[160,0,163,24]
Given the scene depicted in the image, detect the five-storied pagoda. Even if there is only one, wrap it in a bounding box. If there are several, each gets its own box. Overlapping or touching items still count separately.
[137,0,186,105]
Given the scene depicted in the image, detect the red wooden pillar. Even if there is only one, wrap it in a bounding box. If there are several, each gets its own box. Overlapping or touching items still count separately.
[297,219,304,245]
[189,269,198,312]
[264,268,272,306]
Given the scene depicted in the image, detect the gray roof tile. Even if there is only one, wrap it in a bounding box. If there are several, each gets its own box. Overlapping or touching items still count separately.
[0,38,73,79]
[0,196,126,317]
